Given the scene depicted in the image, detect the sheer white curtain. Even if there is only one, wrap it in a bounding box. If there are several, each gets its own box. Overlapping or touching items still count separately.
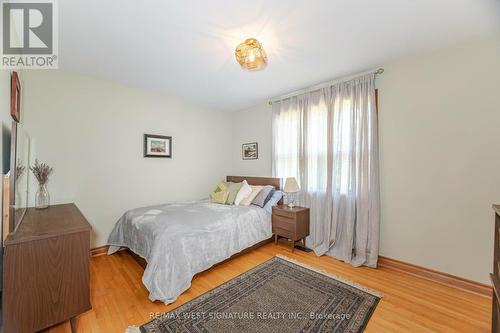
[272,74,380,267]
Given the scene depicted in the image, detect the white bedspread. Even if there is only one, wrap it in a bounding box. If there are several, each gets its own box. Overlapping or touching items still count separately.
[107,199,272,304]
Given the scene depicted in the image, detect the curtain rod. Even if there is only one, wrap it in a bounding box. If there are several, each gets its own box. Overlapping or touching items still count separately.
[268,67,384,105]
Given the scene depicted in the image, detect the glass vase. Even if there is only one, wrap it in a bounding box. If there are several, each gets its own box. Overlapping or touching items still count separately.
[15,185,21,209]
[35,184,50,209]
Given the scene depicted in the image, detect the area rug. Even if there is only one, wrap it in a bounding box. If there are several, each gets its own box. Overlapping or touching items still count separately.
[134,255,382,333]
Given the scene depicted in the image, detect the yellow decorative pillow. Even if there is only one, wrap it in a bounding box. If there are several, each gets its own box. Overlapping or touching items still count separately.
[210,181,229,204]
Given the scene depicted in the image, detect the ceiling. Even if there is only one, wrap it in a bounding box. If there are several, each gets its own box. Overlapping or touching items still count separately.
[60,0,500,111]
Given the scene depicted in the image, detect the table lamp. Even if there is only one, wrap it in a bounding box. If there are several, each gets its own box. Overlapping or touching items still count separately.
[284,177,300,208]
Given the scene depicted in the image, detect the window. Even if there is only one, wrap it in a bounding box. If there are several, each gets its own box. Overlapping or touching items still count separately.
[272,89,376,195]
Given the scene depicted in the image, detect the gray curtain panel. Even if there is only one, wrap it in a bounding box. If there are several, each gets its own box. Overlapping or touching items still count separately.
[271,74,380,267]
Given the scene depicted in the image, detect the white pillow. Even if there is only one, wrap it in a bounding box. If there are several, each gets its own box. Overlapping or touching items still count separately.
[239,185,263,206]
[234,180,252,205]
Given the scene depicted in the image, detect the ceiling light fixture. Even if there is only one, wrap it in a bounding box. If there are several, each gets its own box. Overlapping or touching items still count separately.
[235,38,267,71]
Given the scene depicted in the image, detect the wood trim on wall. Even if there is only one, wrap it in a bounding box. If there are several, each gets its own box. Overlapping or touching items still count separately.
[90,246,492,297]
[90,245,109,257]
[90,245,128,257]
[378,256,492,297]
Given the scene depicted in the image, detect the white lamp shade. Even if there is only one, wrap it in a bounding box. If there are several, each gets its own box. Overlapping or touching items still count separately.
[284,177,300,193]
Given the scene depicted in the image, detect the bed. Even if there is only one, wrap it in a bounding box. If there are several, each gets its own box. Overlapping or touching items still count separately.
[106,176,282,304]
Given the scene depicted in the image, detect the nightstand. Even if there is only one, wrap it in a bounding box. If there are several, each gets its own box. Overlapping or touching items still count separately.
[272,205,310,252]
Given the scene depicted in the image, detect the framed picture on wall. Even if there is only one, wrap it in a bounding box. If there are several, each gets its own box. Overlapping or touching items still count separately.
[144,134,172,158]
[11,72,21,123]
[242,142,258,160]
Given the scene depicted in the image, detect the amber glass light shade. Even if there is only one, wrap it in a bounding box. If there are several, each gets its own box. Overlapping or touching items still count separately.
[235,38,267,71]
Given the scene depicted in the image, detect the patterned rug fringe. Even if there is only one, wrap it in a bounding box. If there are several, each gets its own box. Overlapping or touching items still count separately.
[124,325,141,333]
[275,254,384,298]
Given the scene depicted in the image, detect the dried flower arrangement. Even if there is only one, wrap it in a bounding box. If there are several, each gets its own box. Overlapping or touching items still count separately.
[30,159,53,185]
[15,161,25,182]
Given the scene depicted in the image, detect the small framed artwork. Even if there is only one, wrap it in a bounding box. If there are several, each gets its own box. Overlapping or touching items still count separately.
[144,134,172,158]
[242,142,258,160]
[11,72,21,123]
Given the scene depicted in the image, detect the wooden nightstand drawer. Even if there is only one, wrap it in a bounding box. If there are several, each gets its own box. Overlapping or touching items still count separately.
[272,215,295,229]
[272,226,295,239]
[273,208,295,219]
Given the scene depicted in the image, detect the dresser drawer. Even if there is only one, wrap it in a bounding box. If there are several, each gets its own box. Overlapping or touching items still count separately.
[272,226,295,239]
[272,215,295,229]
[273,207,296,219]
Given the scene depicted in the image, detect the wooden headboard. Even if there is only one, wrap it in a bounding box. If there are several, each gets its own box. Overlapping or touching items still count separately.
[226,176,282,190]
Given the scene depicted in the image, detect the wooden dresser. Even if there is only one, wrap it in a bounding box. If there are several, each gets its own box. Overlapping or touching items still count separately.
[3,203,92,333]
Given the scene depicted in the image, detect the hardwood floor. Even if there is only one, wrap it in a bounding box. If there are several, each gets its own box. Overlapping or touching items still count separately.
[44,242,491,333]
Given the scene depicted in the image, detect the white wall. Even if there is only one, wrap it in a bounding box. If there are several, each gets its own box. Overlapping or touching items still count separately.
[21,71,232,247]
[377,36,500,284]
[231,104,272,176]
[231,36,500,284]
